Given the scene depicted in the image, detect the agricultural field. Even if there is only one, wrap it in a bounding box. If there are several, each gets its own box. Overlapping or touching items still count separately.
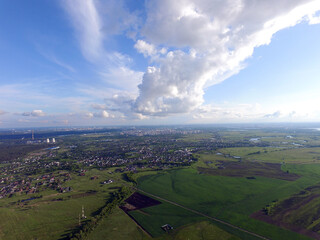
[197,161,300,180]
[252,184,320,239]
[87,207,239,240]
[134,166,320,239]
[87,207,151,240]
[1,126,320,239]
[218,147,320,164]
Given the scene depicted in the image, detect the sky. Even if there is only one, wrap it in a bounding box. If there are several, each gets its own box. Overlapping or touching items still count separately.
[0,0,320,128]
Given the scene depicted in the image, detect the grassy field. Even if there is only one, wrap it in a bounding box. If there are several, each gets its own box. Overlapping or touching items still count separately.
[87,207,151,240]
[135,167,320,240]
[129,201,205,237]
[0,168,130,240]
[251,183,320,238]
[159,221,240,240]
[218,147,320,164]
[87,207,239,240]
[197,161,299,180]
[179,133,215,142]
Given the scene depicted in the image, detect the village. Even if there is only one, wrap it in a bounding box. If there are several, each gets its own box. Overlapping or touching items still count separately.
[0,171,72,199]
[0,127,307,200]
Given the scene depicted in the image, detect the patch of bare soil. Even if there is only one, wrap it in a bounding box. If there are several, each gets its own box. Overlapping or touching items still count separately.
[251,191,320,239]
[120,192,161,212]
[70,191,97,199]
[251,210,320,240]
[198,161,300,181]
[119,192,160,237]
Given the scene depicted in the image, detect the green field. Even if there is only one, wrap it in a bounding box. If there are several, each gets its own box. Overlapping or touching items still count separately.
[135,167,320,239]
[87,207,151,240]
[87,207,240,240]
[0,168,130,240]
[2,127,320,239]
[256,183,320,237]
[216,147,320,164]
[168,221,240,240]
[129,201,205,237]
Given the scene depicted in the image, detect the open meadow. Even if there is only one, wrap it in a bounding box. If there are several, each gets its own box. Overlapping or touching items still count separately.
[1,127,320,239]
[0,168,130,240]
[133,165,320,239]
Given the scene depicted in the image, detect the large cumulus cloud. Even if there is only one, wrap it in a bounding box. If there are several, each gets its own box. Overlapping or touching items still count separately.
[133,0,320,116]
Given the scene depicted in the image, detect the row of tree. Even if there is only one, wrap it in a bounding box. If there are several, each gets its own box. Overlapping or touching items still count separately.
[67,186,132,240]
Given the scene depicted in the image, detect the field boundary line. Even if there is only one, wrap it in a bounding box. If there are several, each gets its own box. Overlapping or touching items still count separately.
[120,207,153,238]
[135,188,270,240]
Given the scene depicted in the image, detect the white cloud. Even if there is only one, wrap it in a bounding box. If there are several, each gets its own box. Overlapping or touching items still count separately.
[62,0,138,63]
[86,112,94,118]
[63,0,143,93]
[308,11,320,24]
[101,110,109,118]
[95,93,149,120]
[133,0,320,116]
[44,54,75,73]
[134,53,206,116]
[22,110,46,117]
[35,44,76,73]
[104,93,135,113]
[134,40,157,57]
[0,110,6,115]
[63,0,104,62]
[100,66,143,91]
[191,103,264,121]
[31,110,46,117]
[91,103,107,110]
[94,110,109,118]
[62,0,320,122]
[96,0,139,37]
[264,111,282,119]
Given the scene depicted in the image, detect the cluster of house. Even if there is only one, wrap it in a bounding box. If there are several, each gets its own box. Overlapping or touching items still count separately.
[120,129,201,136]
[0,171,72,199]
[74,144,195,170]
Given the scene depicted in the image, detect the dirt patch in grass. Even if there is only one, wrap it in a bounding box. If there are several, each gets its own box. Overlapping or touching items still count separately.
[251,186,320,240]
[119,192,160,238]
[198,161,300,181]
[251,208,320,240]
[70,191,97,199]
[120,192,161,212]
[136,209,151,216]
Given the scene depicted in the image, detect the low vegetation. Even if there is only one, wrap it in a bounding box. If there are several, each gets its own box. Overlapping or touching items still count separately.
[1,126,320,239]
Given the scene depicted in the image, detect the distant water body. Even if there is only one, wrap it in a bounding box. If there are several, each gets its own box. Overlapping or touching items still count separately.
[306,128,320,131]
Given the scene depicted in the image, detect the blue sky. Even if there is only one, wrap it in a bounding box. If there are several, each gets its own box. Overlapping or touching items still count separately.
[0,0,320,127]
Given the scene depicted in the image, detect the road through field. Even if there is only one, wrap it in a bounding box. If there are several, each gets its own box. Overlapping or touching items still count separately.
[136,188,270,240]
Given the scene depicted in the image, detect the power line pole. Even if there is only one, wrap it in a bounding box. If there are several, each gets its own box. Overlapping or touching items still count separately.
[82,205,86,219]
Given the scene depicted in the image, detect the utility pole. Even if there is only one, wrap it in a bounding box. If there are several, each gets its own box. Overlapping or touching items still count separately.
[82,205,86,219]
